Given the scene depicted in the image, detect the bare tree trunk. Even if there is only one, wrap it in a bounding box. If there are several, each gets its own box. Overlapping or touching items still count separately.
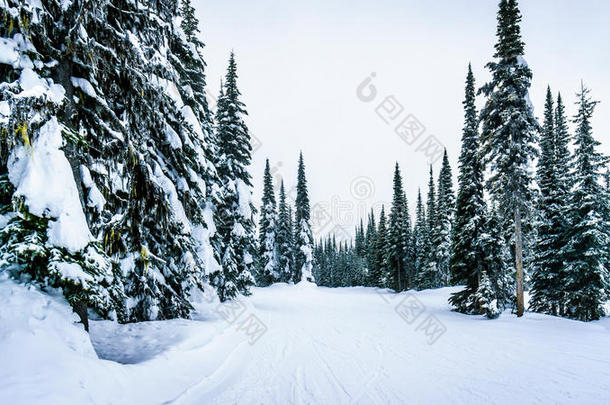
[397,262,402,292]
[73,300,89,332]
[514,205,525,317]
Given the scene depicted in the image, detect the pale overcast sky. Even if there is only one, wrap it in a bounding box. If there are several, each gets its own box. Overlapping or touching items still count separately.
[194,0,610,240]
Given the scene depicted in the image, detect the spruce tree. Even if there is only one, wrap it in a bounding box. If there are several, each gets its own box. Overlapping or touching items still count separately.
[258,159,278,286]
[180,0,201,43]
[530,87,567,316]
[211,52,256,301]
[413,189,427,287]
[477,205,513,318]
[365,210,378,286]
[560,84,609,321]
[474,271,502,319]
[294,152,315,282]
[449,64,488,313]
[1,0,222,322]
[479,0,539,316]
[384,163,409,291]
[434,150,455,286]
[0,1,118,325]
[355,219,366,257]
[374,206,388,288]
[416,166,438,288]
[275,181,294,282]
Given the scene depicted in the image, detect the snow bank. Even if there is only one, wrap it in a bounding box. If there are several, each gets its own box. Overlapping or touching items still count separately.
[2,278,609,404]
[0,274,124,405]
[8,117,93,252]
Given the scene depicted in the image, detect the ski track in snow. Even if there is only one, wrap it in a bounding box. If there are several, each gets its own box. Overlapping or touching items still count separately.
[2,279,610,404]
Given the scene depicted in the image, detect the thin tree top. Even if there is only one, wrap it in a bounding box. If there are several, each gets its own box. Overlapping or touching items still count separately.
[494,0,525,59]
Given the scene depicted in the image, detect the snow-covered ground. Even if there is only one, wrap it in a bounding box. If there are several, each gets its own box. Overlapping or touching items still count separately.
[1,274,609,405]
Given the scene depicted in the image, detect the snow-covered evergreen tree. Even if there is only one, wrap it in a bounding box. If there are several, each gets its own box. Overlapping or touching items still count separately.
[433,150,455,286]
[560,84,609,321]
[294,152,315,282]
[474,272,502,319]
[479,0,539,317]
[0,1,122,327]
[211,52,256,301]
[257,159,278,286]
[449,64,488,313]
[479,205,513,317]
[530,87,570,316]
[413,189,427,286]
[365,210,378,286]
[416,166,438,288]
[1,0,224,323]
[275,181,293,283]
[354,219,366,258]
[384,163,410,291]
[371,206,387,288]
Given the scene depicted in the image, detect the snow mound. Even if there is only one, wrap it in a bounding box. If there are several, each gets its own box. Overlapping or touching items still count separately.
[0,274,122,404]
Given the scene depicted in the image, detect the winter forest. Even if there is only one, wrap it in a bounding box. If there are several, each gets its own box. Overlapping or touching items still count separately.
[1,0,610,404]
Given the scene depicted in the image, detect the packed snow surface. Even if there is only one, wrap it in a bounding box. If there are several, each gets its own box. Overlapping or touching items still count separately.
[1,275,609,404]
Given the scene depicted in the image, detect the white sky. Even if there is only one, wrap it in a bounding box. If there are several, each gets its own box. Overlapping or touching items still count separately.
[194,0,610,240]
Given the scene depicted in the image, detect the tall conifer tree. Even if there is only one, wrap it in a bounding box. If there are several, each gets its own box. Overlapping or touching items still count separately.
[530,87,567,315]
[417,167,438,288]
[449,64,488,313]
[560,84,609,321]
[413,189,427,285]
[212,52,256,300]
[258,159,278,285]
[294,152,315,282]
[384,163,409,291]
[375,206,388,288]
[434,150,455,286]
[479,0,539,316]
[276,181,294,282]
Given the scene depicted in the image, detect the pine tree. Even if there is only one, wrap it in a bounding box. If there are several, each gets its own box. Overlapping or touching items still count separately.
[474,271,502,319]
[365,210,378,286]
[258,159,278,286]
[1,0,223,322]
[434,150,455,286]
[180,0,201,43]
[355,219,366,257]
[0,1,119,325]
[384,163,410,291]
[275,181,294,282]
[560,84,609,321]
[212,52,256,301]
[530,87,568,316]
[373,206,388,288]
[449,64,488,313]
[294,152,315,282]
[479,0,539,317]
[417,166,438,288]
[413,189,427,286]
[288,204,296,273]
[477,205,513,317]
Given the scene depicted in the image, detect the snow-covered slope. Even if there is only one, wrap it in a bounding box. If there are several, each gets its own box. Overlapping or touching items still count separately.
[1,276,609,404]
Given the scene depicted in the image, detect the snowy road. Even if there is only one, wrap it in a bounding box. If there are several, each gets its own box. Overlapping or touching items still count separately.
[2,277,610,404]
